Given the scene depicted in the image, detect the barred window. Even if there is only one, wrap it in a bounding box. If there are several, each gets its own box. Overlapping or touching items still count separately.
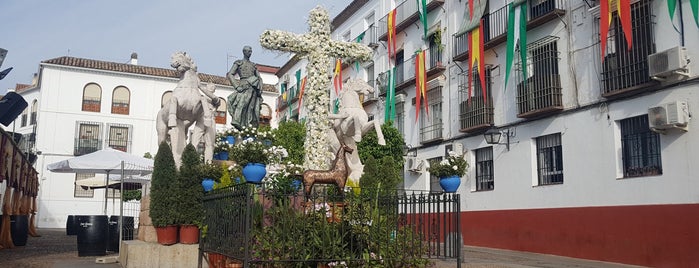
[74,173,95,198]
[419,86,443,143]
[428,156,443,193]
[395,101,404,135]
[620,115,662,177]
[75,121,101,156]
[475,147,494,191]
[107,124,131,152]
[30,100,38,125]
[536,133,563,185]
[459,67,493,131]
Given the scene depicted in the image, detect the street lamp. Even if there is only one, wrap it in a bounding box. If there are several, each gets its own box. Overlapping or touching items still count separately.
[484,127,511,151]
[403,144,417,157]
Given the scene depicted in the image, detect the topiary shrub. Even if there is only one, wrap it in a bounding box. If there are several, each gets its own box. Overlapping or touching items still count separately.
[177,143,204,226]
[150,141,178,227]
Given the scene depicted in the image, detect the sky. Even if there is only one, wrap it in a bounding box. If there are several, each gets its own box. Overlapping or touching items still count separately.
[0,0,354,93]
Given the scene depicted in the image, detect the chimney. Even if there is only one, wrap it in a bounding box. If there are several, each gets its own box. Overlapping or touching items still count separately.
[130,52,138,65]
[31,73,38,86]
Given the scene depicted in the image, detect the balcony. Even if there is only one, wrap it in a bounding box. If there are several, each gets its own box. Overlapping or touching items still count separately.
[74,138,102,156]
[458,70,493,133]
[391,49,446,92]
[378,0,445,41]
[356,25,379,49]
[452,0,565,62]
[516,74,563,118]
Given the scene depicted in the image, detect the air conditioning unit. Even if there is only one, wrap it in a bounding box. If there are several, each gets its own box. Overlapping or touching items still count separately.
[407,157,425,173]
[648,46,690,81]
[648,100,689,133]
[282,74,290,83]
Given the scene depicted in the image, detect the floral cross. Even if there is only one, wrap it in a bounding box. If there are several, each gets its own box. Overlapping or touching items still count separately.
[260,6,372,170]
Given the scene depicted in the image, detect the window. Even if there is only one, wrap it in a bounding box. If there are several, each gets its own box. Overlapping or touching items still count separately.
[161,91,173,107]
[342,31,351,42]
[74,173,95,198]
[601,0,655,95]
[620,115,662,177]
[107,124,131,152]
[475,147,494,191]
[428,33,443,68]
[459,67,493,131]
[536,133,563,185]
[395,100,404,135]
[516,37,562,116]
[365,64,375,87]
[111,86,130,115]
[82,83,102,112]
[428,156,443,193]
[215,97,227,124]
[395,51,405,84]
[419,86,443,143]
[75,121,101,156]
[260,103,272,126]
[30,100,38,125]
[20,108,28,127]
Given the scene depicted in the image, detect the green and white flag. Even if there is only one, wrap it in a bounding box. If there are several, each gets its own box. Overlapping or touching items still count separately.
[505,0,527,90]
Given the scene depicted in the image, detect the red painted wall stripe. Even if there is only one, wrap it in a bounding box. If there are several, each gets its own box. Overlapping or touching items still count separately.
[460,204,699,268]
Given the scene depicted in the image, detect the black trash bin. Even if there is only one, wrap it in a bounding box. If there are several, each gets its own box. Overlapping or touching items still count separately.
[66,215,78,235]
[76,215,108,256]
[107,216,134,252]
[10,215,28,246]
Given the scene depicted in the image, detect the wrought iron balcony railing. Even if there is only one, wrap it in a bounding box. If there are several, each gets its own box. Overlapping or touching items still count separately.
[516,74,563,118]
[378,0,445,41]
[458,70,493,132]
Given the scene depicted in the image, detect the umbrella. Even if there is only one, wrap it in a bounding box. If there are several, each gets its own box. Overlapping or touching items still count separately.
[47,148,154,214]
[76,174,150,189]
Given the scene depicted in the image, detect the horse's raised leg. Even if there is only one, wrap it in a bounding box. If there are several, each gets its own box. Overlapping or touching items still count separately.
[168,97,179,127]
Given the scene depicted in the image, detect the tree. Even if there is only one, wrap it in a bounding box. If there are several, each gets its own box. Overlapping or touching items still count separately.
[177,143,204,225]
[357,122,404,165]
[271,121,306,165]
[149,141,178,227]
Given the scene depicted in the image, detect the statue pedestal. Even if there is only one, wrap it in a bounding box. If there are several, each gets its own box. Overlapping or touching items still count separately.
[119,240,205,268]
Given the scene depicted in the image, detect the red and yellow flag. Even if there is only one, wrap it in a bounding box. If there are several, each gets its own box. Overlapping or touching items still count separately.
[468,21,486,103]
[601,0,632,62]
[333,59,342,94]
[297,76,307,114]
[387,9,397,59]
[415,50,428,122]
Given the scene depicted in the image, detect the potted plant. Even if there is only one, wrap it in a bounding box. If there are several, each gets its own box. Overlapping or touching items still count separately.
[428,151,469,193]
[199,162,223,192]
[176,143,204,244]
[229,127,286,184]
[213,138,230,160]
[149,141,179,245]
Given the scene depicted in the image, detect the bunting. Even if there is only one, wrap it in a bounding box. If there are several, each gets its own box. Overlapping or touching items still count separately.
[387,9,397,58]
[467,0,486,104]
[297,76,307,115]
[333,98,340,114]
[667,0,699,28]
[505,0,527,90]
[415,50,428,122]
[417,0,428,39]
[355,32,366,71]
[333,59,343,94]
[293,69,301,117]
[600,0,632,62]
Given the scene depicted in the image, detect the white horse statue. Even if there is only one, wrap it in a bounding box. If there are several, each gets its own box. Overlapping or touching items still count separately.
[327,78,386,185]
[156,52,219,167]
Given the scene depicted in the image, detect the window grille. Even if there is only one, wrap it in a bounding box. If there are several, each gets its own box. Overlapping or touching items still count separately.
[107,124,131,152]
[620,115,662,177]
[396,51,405,84]
[428,34,443,68]
[30,100,38,125]
[75,121,102,156]
[395,101,405,135]
[536,133,563,185]
[516,37,562,115]
[601,0,655,94]
[419,86,443,143]
[475,147,494,191]
[74,173,95,198]
[458,67,493,131]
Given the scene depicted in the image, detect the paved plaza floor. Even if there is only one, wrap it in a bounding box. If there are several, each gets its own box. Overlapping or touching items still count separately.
[0,228,645,268]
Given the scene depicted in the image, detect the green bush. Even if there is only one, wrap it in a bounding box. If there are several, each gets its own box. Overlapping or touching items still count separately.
[271,121,306,165]
[357,122,404,166]
[177,143,204,225]
[149,142,178,227]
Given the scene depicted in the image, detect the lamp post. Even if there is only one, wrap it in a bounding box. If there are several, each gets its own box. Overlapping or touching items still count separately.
[484,127,510,151]
[403,144,417,157]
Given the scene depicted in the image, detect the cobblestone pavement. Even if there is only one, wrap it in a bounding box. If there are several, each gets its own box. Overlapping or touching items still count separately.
[0,228,119,268]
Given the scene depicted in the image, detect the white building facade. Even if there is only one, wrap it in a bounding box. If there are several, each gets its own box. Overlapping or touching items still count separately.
[10,54,279,229]
[276,0,699,267]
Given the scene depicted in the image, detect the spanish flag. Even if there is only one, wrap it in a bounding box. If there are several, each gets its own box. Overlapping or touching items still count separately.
[468,21,486,104]
[415,50,428,122]
[297,76,307,114]
[387,8,397,59]
[333,59,342,94]
[601,0,632,62]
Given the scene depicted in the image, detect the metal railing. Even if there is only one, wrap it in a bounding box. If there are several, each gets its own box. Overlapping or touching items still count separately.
[74,138,102,156]
[200,184,461,267]
[458,69,493,131]
[419,87,443,143]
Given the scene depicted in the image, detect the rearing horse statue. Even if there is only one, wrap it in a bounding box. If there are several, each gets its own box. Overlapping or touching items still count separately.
[156,52,219,167]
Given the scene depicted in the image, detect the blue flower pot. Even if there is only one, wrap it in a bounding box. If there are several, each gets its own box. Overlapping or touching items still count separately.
[439,175,461,193]
[292,179,302,191]
[226,136,235,144]
[217,151,229,160]
[242,163,266,184]
[201,178,215,192]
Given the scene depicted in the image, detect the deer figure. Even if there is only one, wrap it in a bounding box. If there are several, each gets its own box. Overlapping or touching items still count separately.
[302,144,353,197]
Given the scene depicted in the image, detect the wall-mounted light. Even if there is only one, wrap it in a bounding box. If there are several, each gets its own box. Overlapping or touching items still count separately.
[403,144,417,157]
[484,127,513,151]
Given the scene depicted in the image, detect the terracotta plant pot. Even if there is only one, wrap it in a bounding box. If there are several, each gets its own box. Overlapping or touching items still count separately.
[155,225,178,245]
[179,224,199,244]
[207,252,226,268]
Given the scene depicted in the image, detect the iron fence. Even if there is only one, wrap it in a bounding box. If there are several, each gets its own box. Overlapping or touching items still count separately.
[200,184,461,267]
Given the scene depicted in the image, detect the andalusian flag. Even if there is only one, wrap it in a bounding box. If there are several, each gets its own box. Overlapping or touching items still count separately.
[355,32,366,71]
[384,67,397,122]
[297,76,307,114]
[416,0,428,39]
[387,8,397,59]
[415,50,428,122]
[333,59,343,94]
[601,0,632,62]
[333,98,340,114]
[293,69,301,117]
[505,0,527,90]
